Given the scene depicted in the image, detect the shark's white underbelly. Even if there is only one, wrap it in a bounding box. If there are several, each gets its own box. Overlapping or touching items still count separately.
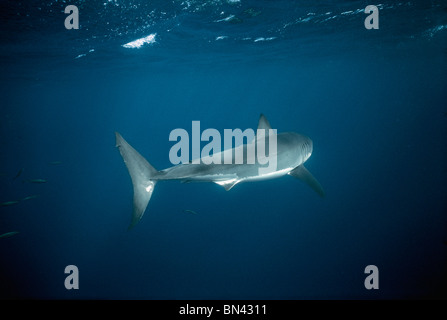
[237,167,294,183]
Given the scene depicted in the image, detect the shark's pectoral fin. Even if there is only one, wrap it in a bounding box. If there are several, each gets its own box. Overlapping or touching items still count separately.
[288,165,325,197]
[214,179,239,191]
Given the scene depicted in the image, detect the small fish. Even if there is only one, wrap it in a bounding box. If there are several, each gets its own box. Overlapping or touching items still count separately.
[13,167,24,180]
[21,195,39,201]
[48,161,63,165]
[1,200,20,206]
[244,8,262,17]
[183,209,198,215]
[0,231,19,239]
[28,179,47,183]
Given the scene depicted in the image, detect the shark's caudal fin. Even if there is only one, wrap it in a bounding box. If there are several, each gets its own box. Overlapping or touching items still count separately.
[115,132,158,229]
[288,165,325,197]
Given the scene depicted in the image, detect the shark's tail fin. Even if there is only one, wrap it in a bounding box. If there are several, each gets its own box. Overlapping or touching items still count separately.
[115,132,158,230]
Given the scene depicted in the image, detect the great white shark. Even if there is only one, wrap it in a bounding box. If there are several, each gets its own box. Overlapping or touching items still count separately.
[116,114,324,229]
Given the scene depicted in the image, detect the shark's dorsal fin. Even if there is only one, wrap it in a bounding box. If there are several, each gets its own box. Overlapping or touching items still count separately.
[257,114,272,131]
[214,179,239,191]
[288,165,325,197]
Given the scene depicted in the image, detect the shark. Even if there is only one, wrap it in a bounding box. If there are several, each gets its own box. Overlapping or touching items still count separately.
[116,114,324,229]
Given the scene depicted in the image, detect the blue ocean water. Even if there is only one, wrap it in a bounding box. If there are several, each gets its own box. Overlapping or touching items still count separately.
[0,0,446,299]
